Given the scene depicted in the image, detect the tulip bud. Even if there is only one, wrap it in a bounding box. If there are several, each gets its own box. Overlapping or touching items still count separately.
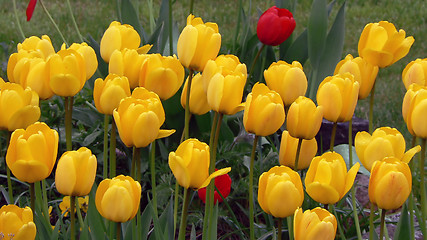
[198,171,231,204]
[93,74,131,115]
[404,85,427,138]
[402,84,427,124]
[305,152,359,204]
[256,6,296,46]
[62,42,98,81]
[279,131,317,170]
[358,21,414,68]
[180,73,211,115]
[55,147,97,197]
[95,175,141,222]
[17,35,55,59]
[258,166,304,218]
[294,207,337,240]
[243,83,285,136]
[402,58,427,90]
[286,96,323,140]
[369,157,412,210]
[0,204,36,240]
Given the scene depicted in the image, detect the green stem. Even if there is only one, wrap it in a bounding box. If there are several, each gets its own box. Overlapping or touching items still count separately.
[41,180,50,223]
[173,181,180,238]
[189,0,194,14]
[330,204,346,240]
[286,216,294,240]
[178,188,191,240]
[70,196,76,240]
[39,0,68,45]
[349,119,362,240]
[76,197,84,231]
[30,183,35,216]
[408,136,417,240]
[66,0,84,42]
[369,81,376,134]
[7,167,14,204]
[117,222,121,240]
[420,138,426,222]
[379,209,386,240]
[232,0,243,52]
[12,0,25,40]
[184,69,194,140]
[65,96,73,151]
[277,218,282,240]
[103,115,109,179]
[294,138,303,170]
[109,119,117,177]
[369,204,375,240]
[131,147,141,181]
[168,0,173,55]
[249,135,259,240]
[330,122,338,152]
[150,141,158,217]
[247,44,265,89]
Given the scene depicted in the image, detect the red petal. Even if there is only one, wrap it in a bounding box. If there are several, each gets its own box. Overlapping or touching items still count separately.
[26,0,37,21]
[197,172,232,204]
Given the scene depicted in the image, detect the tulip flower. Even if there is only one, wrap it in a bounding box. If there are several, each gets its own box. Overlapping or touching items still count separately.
[316,73,359,123]
[305,152,360,204]
[294,207,337,240]
[369,157,412,210]
[93,74,131,115]
[358,21,414,68]
[61,42,98,81]
[95,175,141,222]
[403,85,427,138]
[279,131,317,170]
[113,87,175,148]
[59,196,89,217]
[0,204,36,240]
[6,122,59,183]
[0,81,41,131]
[264,61,307,106]
[198,171,231,204]
[109,46,152,89]
[15,35,55,59]
[202,55,247,114]
[177,14,221,72]
[286,96,323,140]
[55,147,97,197]
[402,84,427,123]
[139,54,185,100]
[256,6,296,46]
[402,58,427,89]
[355,127,421,171]
[180,73,211,115]
[334,54,379,99]
[243,83,285,136]
[100,21,141,63]
[258,166,304,218]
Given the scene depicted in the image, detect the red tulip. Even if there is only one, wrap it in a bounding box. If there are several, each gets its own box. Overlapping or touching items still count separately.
[198,171,231,204]
[26,0,37,21]
[256,6,296,46]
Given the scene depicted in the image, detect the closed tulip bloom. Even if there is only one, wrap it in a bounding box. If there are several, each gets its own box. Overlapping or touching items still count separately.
[55,147,97,197]
[264,61,307,106]
[139,54,185,100]
[294,207,337,240]
[20,58,54,100]
[168,138,231,189]
[402,84,427,123]
[0,81,41,131]
[405,86,427,138]
[17,35,55,59]
[355,127,421,172]
[402,58,427,90]
[258,166,304,218]
[334,54,379,99]
[62,42,98,81]
[47,49,86,97]
[100,21,141,63]
[177,14,221,72]
[369,157,412,210]
[202,55,247,114]
[6,122,59,183]
[113,87,175,148]
[95,175,141,222]
[305,152,360,204]
[279,131,317,170]
[180,73,211,115]
[287,96,323,139]
[316,73,359,122]
[358,21,414,68]
[0,205,36,240]
[93,74,131,115]
[256,6,296,46]
[243,83,285,136]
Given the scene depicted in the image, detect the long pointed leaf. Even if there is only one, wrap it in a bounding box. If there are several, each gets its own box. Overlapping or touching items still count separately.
[120,0,144,40]
[307,0,327,69]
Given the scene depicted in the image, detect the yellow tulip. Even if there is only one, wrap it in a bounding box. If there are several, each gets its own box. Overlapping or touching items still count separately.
[59,196,89,217]
[6,122,58,183]
[93,74,131,115]
[305,152,360,204]
[0,81,41,131]
[139,54,185,100]
[95,175,141,222]
[402,84,427,124]
[108,46,152,89]
[334,54,379,99]
[0,204,36,240]
[113,87,175,148]
[180,73,211,115]
[405,85,427,138]
[316,73,359,122]
[55,147,97,197]
[202,54,247,115]
[294,207,337,240]
[369,157,412,210]
[355,127,421,171]
[17,35,55,59]
[61,42,98,81]
[100,21,141,63]
[279,131,317,170]
[286,96,323,140]
[402,58,427,90]
[47,49,86,97]
[358,21,414,68]
[258,166,304,218]
[177,14,221,72]
[243,83,285,136]
[168,138,231,189]
[264,60,308,106]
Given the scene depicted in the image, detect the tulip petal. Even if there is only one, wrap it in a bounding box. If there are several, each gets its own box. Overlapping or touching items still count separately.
[101,186,134,222]
[306,182,340,205]
[374,171,410,210]
[8,106,41,131]
[168,154,191,189]
[268,181,302,218]
[199,167,231,189]
[95,179,111,217]
[343,163,360,198]
[10,160,49,183]
[177,26,198,69]
[402,145,421,163]
[55,155,77,196]
[156,129,176,139]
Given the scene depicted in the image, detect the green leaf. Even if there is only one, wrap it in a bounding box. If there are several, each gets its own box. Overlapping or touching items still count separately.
[73,106,103,128]
[87,184,107,240]
[120,0,144,40]
[190,224,197,240]
[283,29,308,64]
[140,203,154,239]
[307,0,327,69]
[209,203,219,240]
[333,144,370,176]
[394,203,411,239]
[83,129,102,146]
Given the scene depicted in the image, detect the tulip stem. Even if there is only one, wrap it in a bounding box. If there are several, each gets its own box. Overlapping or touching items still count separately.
[173,181,180,238]
[131,146,141,181]
[66,0,84,42]
[30,183,35,217]
[420,138,426,222]
[294,138,303,170]
[369,204,376,240]
[64,96,74,151]
[39,0,68,45]
[12,0,25,40]
[286,216,293,240]
[249,135,259,240]
[168,0,173,55]
[369,81,376,134]
[189,0,194,14]
[70,196,76,240]
[110,119,117,177]
[76,197,84,232]
[330,204,346,240]
[408,136,417,240]
[117,222,121,240]
[247,44,265,89]
[6,166,14,204]
[277,218,282,240]
[178,188,191,240]
[349,119,362,240]
[150,141,158,217]
[103,115,109,179]
[184,69,194,140]
[379,209,386,240]
[330,122,338,152]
